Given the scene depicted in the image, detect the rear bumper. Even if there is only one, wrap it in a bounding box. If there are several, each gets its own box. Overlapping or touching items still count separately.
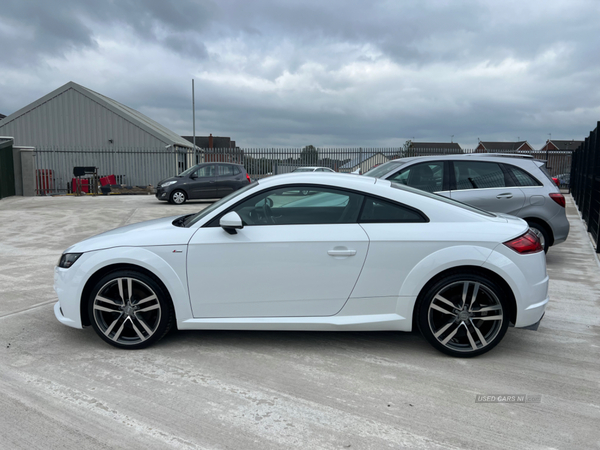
[520,312,545,331]
[549,210,570,246]
[484,245,549,328]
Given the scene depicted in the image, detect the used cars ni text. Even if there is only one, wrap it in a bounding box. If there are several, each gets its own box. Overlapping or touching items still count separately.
[55,172,548,357]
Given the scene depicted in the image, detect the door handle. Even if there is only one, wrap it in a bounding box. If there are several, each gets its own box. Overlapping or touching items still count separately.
[496,193,513,199]
[328,249,357,257]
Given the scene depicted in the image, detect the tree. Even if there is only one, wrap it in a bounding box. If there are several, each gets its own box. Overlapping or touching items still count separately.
[300,145,318,165]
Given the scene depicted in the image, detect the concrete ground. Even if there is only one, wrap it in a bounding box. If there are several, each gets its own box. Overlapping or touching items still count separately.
[0,194,599,450]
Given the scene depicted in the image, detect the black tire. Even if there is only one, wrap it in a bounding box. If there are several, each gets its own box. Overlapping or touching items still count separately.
[417,272,510,357]
[169,190,187,205]
[527,222,549,253]
[88,270,174,349]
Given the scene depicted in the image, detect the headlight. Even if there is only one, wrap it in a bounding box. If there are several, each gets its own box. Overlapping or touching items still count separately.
[161,181,177,187]
[58,253,82,269]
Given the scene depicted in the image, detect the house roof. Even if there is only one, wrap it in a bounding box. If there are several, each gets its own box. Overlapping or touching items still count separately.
[0,81,192,149]
[339,152,384,169]
[478,141,530,151]
[546,140,584,150]
[409,142,462,150]
[182,136,235,149]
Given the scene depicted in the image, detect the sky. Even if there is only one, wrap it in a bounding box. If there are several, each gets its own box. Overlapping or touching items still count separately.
[1,0,599,149]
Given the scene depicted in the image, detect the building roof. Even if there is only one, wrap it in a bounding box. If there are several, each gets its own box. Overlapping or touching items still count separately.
[478,141,530,151]
[0,113,6,120]
[545,140,584,150]
[409,142,462,150]
[339,152,384,169]
[0,81,192,149]
[182,136,235,149]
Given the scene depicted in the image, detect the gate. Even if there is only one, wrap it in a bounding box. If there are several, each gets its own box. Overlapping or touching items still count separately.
[0,138,16,199]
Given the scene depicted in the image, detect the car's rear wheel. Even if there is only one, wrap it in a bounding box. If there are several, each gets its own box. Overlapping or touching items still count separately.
[169,190,187,205]
[88,270,174,349]
[417,272,509,357]
[527,222,549,253]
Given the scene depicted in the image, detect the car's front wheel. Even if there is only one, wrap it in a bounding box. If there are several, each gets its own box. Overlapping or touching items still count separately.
[169,190,187,205]
[417,272,509,357]
[88,270,174,349]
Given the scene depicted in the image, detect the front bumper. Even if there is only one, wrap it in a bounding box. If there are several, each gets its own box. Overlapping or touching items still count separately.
[155,187,169,200]
[54,264,85,329]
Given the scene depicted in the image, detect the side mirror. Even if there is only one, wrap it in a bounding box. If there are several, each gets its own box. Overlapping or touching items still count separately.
[190,174,197,179]
[220,211,243,234]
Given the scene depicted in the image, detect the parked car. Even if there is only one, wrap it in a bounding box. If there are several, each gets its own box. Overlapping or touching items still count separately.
[364,154,569,252]
[54,172,548,357]
[293,166,336,173]
[556,173,570,187]
[156,163,251,204]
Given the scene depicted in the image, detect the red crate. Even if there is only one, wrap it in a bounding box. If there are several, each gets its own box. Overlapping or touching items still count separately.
[72,178,89,194]
[36,169,53,195]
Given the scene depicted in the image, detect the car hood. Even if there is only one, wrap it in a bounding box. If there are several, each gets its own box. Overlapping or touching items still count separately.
[158,176,180,186]
[65,216,197,253]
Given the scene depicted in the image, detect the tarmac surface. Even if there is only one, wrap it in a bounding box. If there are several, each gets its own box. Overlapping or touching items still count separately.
[0,193,599,449]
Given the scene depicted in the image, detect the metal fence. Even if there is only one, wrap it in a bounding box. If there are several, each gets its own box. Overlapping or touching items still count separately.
[571,122,600,251]
[33,145,574,195]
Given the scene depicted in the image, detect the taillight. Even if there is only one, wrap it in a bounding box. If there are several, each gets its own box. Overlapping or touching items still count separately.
[246,173,251,183]
[549,193,565,207]
[504,230,543,254]
[552,177,560,187]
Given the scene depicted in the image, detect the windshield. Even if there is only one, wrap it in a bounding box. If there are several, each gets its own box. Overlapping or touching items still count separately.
[364,161,407,178]
[184,182,258,227]
[390,182,496,217]
[177,165,199,177]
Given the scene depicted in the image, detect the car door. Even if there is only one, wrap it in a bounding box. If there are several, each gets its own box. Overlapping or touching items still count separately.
[186,185,369,318]
[449,160,525,215]
[215,164,245,197]
[385,161,451,198]
[188,164,217,199]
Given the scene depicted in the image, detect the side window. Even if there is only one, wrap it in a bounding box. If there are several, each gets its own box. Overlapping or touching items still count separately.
[217,165,234,176]
[505,165,541,187]
[228,186,364,226]
[453,161,508,190]
[387,162,444,193]
[194,165,215,177]
[359,196,427,223]
[232,166,241,175]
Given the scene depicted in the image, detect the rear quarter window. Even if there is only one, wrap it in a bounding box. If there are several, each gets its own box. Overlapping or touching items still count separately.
[504,165,542,187]
[359,196,428,223]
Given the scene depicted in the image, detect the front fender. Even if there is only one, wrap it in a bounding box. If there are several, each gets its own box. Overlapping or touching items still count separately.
[59,246,191,328]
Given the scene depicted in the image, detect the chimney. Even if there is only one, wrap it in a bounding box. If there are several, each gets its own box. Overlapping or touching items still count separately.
[209,134,213,149]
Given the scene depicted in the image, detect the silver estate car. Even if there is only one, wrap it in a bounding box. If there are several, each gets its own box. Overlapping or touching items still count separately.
[364,154,569,252]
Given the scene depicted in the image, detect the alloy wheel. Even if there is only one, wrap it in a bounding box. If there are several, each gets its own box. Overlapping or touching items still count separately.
[92,277,162,346]
[427,280,504,353]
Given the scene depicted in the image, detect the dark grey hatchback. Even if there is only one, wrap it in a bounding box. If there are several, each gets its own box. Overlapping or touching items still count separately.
[156,163,251,204]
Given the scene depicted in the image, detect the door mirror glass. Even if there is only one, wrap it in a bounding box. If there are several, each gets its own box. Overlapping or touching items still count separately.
[220,211,243,234]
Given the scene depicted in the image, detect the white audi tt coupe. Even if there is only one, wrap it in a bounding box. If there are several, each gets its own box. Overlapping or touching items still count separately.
[54,173,548,357]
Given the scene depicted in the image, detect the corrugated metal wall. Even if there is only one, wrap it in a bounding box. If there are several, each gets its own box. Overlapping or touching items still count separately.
[0,88,170,150]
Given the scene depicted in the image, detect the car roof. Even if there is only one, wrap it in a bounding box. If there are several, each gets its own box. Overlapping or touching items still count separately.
[295,166,330,170]
[387,153,541,163]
